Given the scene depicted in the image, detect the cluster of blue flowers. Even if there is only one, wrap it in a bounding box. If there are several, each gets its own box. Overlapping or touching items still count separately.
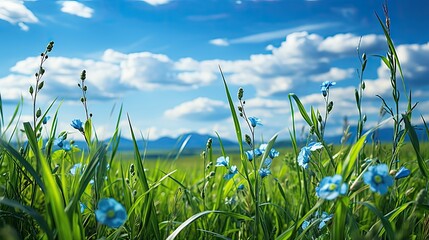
[298,142,323,169]
[302,211,333,230]
[216,156,238,180]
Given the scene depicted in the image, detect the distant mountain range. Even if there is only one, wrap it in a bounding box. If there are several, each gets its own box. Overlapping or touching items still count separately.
[70,124,427,157]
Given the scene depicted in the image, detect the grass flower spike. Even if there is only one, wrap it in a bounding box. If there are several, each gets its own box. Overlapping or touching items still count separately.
[95,198,127,228]
[363,164,394,195]
[316,174,348,200]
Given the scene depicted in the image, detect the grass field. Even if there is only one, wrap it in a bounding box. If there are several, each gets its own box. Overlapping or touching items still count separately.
[1,5,429,240]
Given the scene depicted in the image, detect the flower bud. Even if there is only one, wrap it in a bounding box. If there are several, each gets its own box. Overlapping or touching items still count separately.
[361,81,365,90]
[39,67,45,75]
[245,134,252,146]
[206,138,212,149]
[83,86,87,91]
[327,101,333,113]
[80,70,86,81]
[38,81,44,90]
[36,108,41,118]
[29,86,34,95]
[238,87,244,100]
[47,41,54,52]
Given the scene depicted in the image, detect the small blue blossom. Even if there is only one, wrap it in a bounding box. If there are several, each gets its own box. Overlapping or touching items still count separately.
[42,116,51,124]
[224,165,238,180]
[80,202,86,213]
[302,220,310,230]
[298,142,323,169]
[245,148,262,161]
[321,81,336,97]
[71,119,84,132]
[262,158,272,168]
[363,164,394,195]
[316,174,348,200]
[259,168,271,179]
[54,135,66,148]
[225,196,237,205]
[248,117,262,128]
[62,141,72,151]
[395,166,411,179]
[95,198,127,228]
[215,156,229,167]
[237,184,245,191]
[317,212,333,229]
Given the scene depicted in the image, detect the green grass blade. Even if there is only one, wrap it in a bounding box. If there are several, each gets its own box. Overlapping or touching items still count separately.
[403,114,429,178]
[219,67,244,159]
[0,197,53,239]
[359,201,395,240]
[288,93,312,126]
[166,210,252,240]
[127,114,161,239]
[23,122,72,240]
[0,139,45,193]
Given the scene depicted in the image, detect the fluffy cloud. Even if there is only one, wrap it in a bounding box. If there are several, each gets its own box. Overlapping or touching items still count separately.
[0,0,38,31]
[59,1,94,18]
[311,67,354,82]
[377,42,429,87]
[164,97,230,121]
[140,0,171,6]
[318,33,385,56]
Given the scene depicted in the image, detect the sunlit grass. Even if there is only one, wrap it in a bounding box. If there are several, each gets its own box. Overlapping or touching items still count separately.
[1,4,429,240]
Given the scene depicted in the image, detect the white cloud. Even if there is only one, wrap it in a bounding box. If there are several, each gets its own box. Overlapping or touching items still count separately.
[211,23,336,46]
[209,38,229,46]
[140,0,171,6]
[0,0,38,30]
[311,67,354,82]
[164,97,229,121]
[319,33,385,56]
[60,1,94,18]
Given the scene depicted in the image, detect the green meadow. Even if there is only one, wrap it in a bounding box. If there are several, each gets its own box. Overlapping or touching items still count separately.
[1,6,429,240]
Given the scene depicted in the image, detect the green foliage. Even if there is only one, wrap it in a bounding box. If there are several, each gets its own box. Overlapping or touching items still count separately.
[1,5,429,240]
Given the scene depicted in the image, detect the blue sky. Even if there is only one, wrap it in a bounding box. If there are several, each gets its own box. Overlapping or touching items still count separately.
[1,0,429,142]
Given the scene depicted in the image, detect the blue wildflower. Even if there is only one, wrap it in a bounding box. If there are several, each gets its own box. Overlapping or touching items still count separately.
[259,168,271,179]
[225,196,237,205]
[42,116,51,124]
[363,164,393,194]
[237,184,245,191]
[316,174,348,200]
[248,117,262,127]
[80,202,86,213]
[262,158,272,168]
[318,212,333,229]
[95,198,127,228]
[321,81,336,97]
[395,166,411,179]
[71,119,84,132]
[298,142,323,169]
[54,135,66,148]
[224,165,238,180]
[215,156,229,167]
[302,220,310,230]
[245,148,262,161]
